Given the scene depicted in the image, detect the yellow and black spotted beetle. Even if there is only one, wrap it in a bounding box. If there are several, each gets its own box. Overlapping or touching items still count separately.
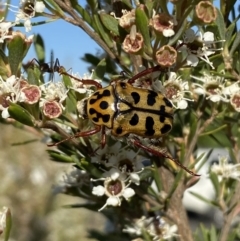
[53,66,198,176]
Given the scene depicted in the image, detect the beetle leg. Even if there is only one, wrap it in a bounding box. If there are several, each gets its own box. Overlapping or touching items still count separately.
[48,125,102,147]
[101,126,106,149]
[130,138,200,176]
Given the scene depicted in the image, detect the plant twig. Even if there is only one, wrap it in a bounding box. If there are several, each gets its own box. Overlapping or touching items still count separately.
[219,181,240,241]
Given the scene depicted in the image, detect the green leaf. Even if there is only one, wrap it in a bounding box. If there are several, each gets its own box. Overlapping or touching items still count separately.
[209,225,217,241]
[4,208,12,241]
[8,34,30,75]
[93,58,106,80]
[74,3,92,25]
[0,49,10,79]
[47,150,74,163]
[209,171,220,197]
[43,0,65,15]
[230,31,240,57]
[34,34,45,62]
[168,4,193,46]
[8,103,34,126]
[215,8,226,40]
[26,65,42,86]
[135,8,152,54]
[94,15,114,48]
[189,191,218,207]
[225,16,239,45]
[79,158,103,178]
[151,161,163,192]
[99,13,119,36]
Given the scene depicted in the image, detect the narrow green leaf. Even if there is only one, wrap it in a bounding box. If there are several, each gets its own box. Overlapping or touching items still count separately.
[216,8,226,40]
[189,191,218,207]
[47,150,74,163]
[44,0,65,15]
[99,13,119,36]
[8,103,34,126]
[209,171,220,197]
[151,162,162,192]
[93,58,106,80]
[200,223,209,241]
[8,35,28,75]
[230,31,240,56]
[80,158,103,178]
[0,49,10,78]
[94,15,114,48]
[74,3,92,25]
[4,208,12,241]
[210,225,217,241]
[34,34,45,62]
[135,8,152,54]
[168,4,194,46]
[225,16,239,45]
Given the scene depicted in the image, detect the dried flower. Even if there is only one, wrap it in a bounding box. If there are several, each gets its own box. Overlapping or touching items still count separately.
[195,1,217,24]
[111,9,135,28]
[42,100,62,119]
[20,85,41,104]
[156,45,177,67]
[150,12,176,37]
[122,25,143,54]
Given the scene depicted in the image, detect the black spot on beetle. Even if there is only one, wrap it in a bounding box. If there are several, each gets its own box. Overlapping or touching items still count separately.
[89,108,95,115]
[145,116,155,136]
[116,126,123,135]
[131,92,140,104]
[161,124,172,134]
[89,108,110,123]
[163,97,173,107]
[102,114,110,123]
[100,101,108,110]
[89,89,111,105]
[147,90,158,106]
[159,115,166,123]
[120,82,127,89]
[129,113,139,126]
[102,89,111,96]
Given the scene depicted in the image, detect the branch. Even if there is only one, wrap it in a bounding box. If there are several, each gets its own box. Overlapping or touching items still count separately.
[219,181,240,241]
[53,0,118,61]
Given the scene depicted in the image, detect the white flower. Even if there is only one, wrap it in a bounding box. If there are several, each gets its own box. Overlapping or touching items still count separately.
[53,167,90,194]
[211,156,240,181]
[7,1,45,32]
[92,170,135,211]
[91,142,122,163]
[35,1,45,12]
[153,72,193,109]
[0,75,24,118]
[0,18,15,42]
[157,219,179,240]
[40,81,68,110]
[92,142,145,185]
[68,70,102,95]
[123,216,179,240]
[178,29,224,69]
[191,73,232,102]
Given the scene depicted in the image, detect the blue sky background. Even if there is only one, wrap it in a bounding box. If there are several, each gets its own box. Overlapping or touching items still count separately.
[7,0,100,75]
[6,1,239,76]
